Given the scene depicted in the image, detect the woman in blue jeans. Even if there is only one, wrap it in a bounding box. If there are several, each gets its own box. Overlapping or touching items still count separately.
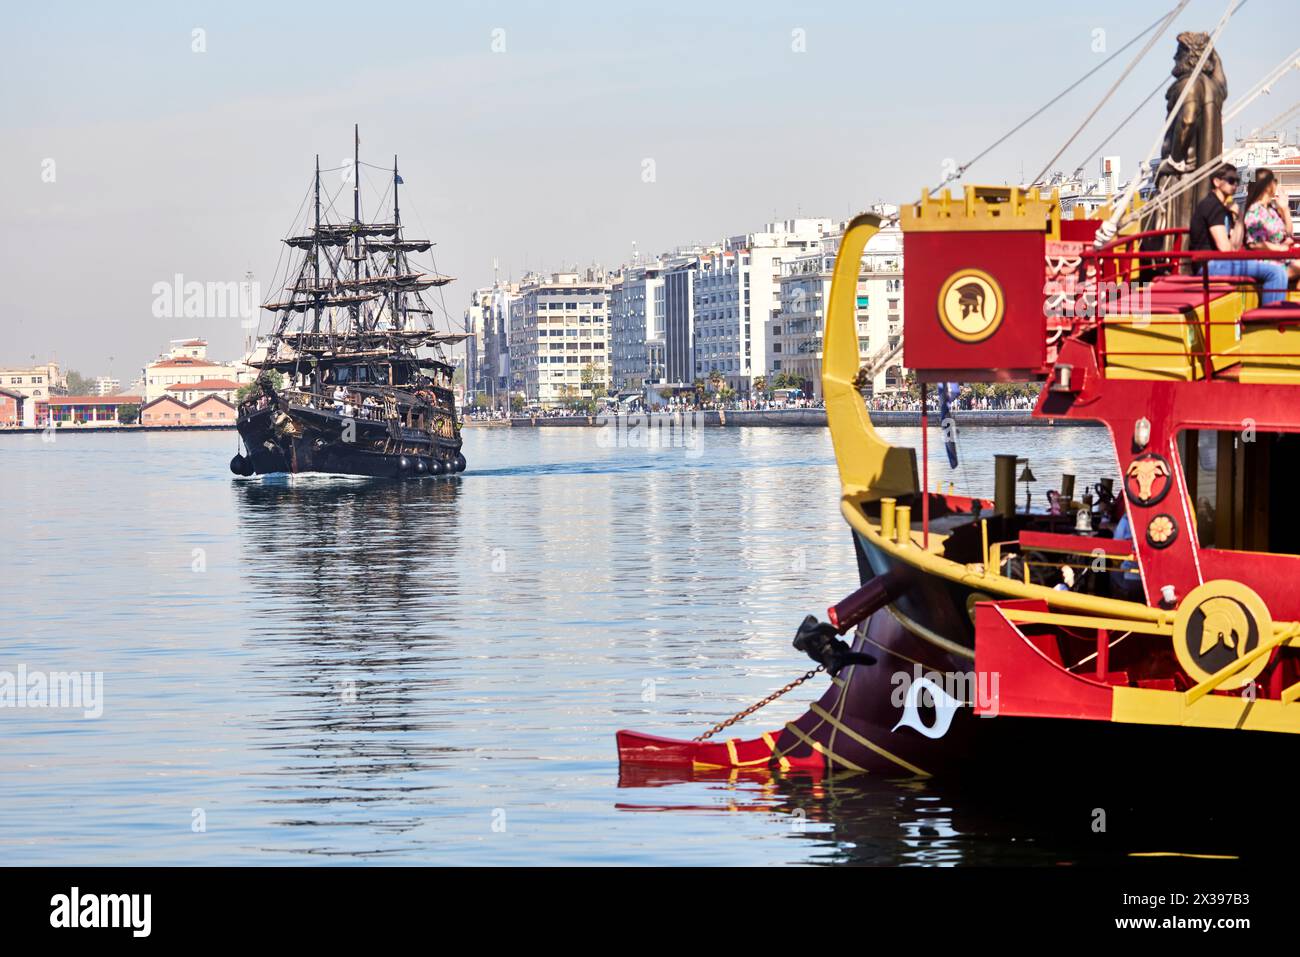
[1191,163,1289,305]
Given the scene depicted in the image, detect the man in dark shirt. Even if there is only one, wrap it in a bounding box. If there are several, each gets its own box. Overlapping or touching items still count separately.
[1191,163,1287,304]
[1188,168,1236,250]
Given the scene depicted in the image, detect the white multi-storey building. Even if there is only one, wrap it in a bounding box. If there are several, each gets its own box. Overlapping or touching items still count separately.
[465,282,514,409]
[508,271,610,407]
[608,262,666,394]
[92,376,121,396]
[692,219,834,392]
[773,214,905,398]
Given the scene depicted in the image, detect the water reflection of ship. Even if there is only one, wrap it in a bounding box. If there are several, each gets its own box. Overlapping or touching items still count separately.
[617,765,1262,865]
[234,477,463,616]
[232,478,466,848]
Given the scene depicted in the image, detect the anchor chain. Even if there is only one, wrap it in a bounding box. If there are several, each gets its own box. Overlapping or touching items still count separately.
[692,666,824,743]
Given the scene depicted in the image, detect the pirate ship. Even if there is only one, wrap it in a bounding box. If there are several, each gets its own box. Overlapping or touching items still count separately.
[232,127,467,480]
[619,22,1300,781]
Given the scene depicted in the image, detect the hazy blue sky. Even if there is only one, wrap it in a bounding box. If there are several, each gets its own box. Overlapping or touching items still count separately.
[2,0,1297,376]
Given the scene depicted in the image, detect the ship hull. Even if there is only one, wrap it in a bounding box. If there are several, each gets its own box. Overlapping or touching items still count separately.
[233,403,464,479]
[767,530,1300,781]
[619,527,1299,784]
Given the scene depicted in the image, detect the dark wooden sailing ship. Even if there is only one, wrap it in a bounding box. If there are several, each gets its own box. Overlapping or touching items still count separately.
[232,127,467,479]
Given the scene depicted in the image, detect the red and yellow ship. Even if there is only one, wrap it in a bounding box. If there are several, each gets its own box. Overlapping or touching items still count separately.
[619,179,1300,782]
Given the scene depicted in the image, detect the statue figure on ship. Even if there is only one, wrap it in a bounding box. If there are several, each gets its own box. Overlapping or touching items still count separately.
[1147,32,1229,240]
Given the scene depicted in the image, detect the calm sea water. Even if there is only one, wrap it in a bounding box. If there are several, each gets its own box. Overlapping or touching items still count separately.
[0,423,1175,866]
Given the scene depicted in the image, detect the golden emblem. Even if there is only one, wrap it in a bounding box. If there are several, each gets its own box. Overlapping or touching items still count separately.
[1125,453,1172,506]
[1146,514,1176,547]
[937,269,1004,343]
[1172,580,1272,688]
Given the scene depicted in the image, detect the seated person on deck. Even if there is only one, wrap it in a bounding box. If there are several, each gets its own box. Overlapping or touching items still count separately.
[1189,163,1289,306]
[1243,167,1299,288]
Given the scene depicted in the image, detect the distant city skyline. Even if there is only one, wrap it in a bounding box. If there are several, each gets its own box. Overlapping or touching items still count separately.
[3,0,1298,373]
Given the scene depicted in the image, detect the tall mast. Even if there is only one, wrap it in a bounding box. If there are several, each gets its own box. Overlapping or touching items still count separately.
[311,155,322,334]
[393,154,403,333]
[351,124,361,335]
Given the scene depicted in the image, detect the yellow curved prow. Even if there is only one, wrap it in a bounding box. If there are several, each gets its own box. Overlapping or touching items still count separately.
[823,213,917,500]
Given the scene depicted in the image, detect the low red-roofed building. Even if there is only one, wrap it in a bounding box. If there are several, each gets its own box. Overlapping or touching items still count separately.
[43,395,143,427]
[140,394,236,426]
[164,378,240,404]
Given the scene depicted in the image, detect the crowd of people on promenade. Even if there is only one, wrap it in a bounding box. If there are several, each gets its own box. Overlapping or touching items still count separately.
[462,395,827,418]
[461,387,1049,419]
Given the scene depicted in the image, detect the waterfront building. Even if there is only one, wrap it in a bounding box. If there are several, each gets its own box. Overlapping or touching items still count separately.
[465,281,513,409]
[464,286,487,403]
[608,261,666,395]
[140,394,236,426]
[507,270,610,407]
[163,378,240,404]
[649,243,723,396]
[43,394,143,427]
[1,361,64,399]
[661,257,699,390]
[92,376,121,396]
[773,213,905,399]
[0,361,65,426]
[0,387,23,427]
[692,219,834,393]
[142,339,239,402]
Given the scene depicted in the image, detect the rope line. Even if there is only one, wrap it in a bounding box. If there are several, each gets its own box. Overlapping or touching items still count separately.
[1071,78,1168,177]
[929,5,1183,196]
[1029,1,1189,186]
[1225,44,1300,120]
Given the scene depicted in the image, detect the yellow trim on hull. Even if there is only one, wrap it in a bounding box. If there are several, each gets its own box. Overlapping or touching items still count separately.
[781,720,868,773]
[842,496,1169,624]
[808,702,931,777]
[1112,685,1300,735]
[884,603,976,660]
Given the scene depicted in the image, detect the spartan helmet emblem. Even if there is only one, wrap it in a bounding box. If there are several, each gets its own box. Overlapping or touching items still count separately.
[956,282,986,320]
[1197,597,1248,657]
[938,270,1004,343]
[1172,581,1271,688]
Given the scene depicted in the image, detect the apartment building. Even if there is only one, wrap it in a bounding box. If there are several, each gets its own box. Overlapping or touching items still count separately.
[773,215,905,398]
[508,271,610,407]
[692,219,834,392]
[608,262,666,394]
